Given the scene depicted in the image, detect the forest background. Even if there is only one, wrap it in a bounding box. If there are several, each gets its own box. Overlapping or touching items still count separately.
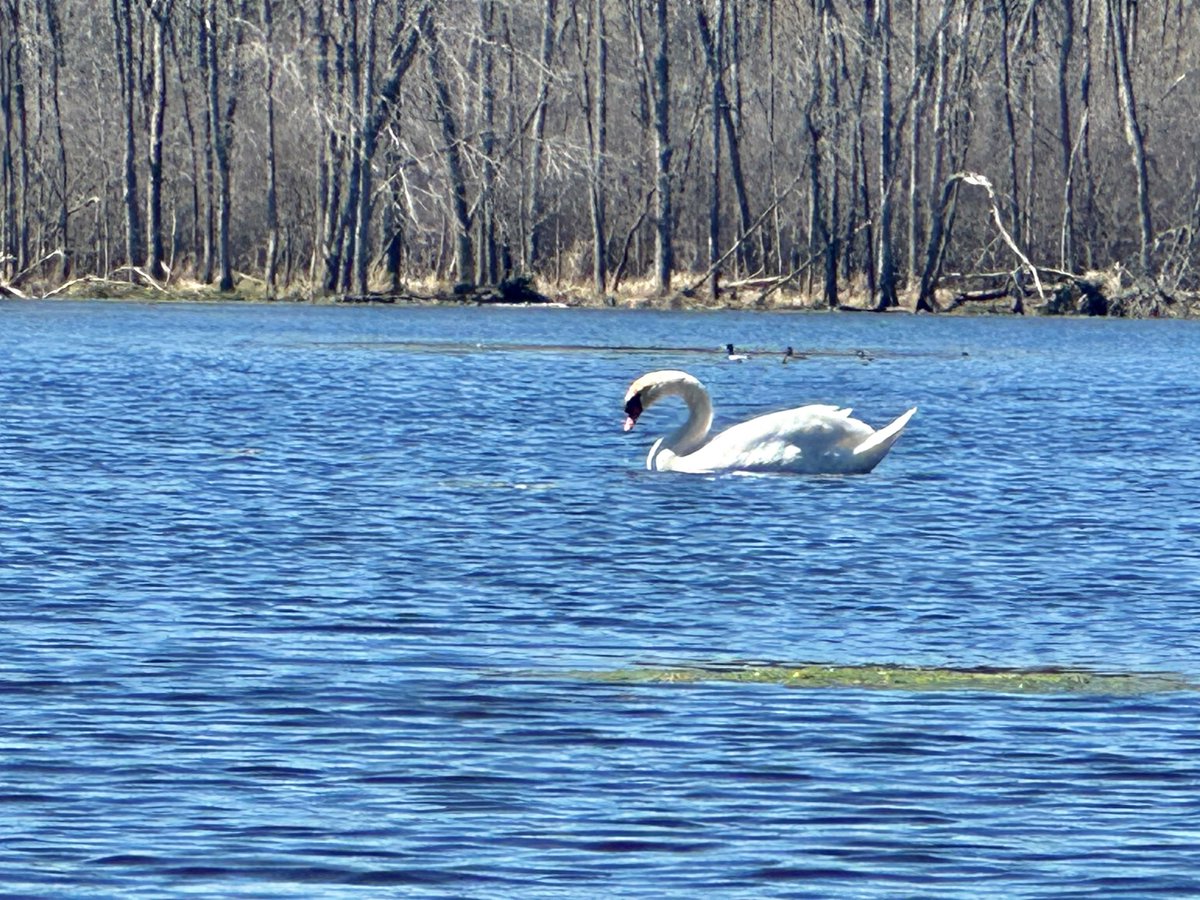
[0,0,1197,315]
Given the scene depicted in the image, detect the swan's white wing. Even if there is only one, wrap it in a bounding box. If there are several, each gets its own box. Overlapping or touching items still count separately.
[677,404,885,474]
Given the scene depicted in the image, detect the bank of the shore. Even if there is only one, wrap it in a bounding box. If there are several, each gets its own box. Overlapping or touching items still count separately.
[4,267,1198,318]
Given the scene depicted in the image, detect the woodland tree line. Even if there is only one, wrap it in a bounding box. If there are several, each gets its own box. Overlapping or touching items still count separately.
[1,0,1198,311]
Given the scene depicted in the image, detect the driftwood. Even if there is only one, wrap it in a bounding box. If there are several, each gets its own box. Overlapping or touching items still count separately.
[679,174,804,298]
[956,172,1045,302]
[937,262,1198,318]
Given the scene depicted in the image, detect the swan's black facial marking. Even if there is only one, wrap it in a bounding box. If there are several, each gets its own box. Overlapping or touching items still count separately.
[622,390,644,432]
[624,392,643,422]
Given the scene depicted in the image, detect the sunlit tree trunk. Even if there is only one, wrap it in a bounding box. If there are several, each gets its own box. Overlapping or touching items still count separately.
[589,0,607,294]
[705,1,721,298]
[111,0,143,279]
[198,6,214,283]
[652,0,671,294]
[998,1,1020,238]
[145,0,174,282]
[525,0,556,273]
[1078,0,1095,269]
[205,0,244,292]
[423,11,472,285]
[1056,0,1074,271]
[351,0,377,296]
[876,0,898,309]
[696,0,755,278]
[43,0,70,280]
[1108,0,1152,273]
[262,0,279,295]
[906,0,923,284]
[0,3,15,280]
[917,0,952,310]
[353,1,423,296]
[477,0,498,286]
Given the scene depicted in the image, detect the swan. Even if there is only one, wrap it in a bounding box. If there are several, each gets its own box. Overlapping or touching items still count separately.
[725,343,749,362]
[622,369,916,474]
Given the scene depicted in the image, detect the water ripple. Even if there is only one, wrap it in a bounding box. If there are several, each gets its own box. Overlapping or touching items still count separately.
[2,302,1200,896]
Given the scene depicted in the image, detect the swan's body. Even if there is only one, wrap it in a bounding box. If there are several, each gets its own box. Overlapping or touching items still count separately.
[622,370,915,475]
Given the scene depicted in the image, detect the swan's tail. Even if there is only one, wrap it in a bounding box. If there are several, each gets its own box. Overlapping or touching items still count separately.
[852,407,917,468]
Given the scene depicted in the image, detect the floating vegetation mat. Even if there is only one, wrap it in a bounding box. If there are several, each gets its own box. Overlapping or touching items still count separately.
[571,663,1196,695]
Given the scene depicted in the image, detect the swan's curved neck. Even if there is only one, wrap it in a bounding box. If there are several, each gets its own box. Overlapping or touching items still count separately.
[660,378,713,457]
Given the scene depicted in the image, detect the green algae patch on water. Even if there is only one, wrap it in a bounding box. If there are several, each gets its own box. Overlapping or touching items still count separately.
[573,663,1196,695]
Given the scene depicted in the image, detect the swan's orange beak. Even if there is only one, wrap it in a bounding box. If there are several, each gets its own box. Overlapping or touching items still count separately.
[623,392,643,432]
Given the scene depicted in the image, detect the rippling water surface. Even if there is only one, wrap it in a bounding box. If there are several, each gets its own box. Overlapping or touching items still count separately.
[3,299,1200,897]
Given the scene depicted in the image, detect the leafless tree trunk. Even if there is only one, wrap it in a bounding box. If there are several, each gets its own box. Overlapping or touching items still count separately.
[525,0,556,272]
[262,0,279,296]
[998,1,1020,242]
[145,0,174,282]
[4,2,29,278]
[353,1,424,296]
[848,8,875,296]
[351,0,378,296]
[477,0,498,285]
[208,0,245,292]
[652,0,671,294]
[198,7,214,284]
[705,0,721,298]
[335,0,362,293]
[589,0,608,294]
[1078,0,1095,269]
[111,0,143,278]
[876,0,898,309]
[1107,0,1152,273]
[1056,0,1075,271]
[696,1,755,278]
[906,0,923,284]
[1020,11,1037,251]
[805,15,833,308]
[314,0,340,290]
[917,0,953,310]
[0,2,15,280]
[42,0,70,280]
[423,10,473,285]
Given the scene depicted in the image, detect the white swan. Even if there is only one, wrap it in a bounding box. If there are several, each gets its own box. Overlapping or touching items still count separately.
[622,369,916,474]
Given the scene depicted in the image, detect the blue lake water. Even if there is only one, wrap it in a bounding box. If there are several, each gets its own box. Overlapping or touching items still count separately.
[3,299,1200,897]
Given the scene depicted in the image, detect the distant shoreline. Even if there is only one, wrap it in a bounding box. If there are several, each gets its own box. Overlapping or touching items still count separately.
[4,272,1198,319]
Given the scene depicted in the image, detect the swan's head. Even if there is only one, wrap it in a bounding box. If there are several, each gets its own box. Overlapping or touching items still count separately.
[622,370,705,432]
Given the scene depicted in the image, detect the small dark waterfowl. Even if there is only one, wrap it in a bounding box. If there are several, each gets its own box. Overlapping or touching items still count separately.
[725,343,749,362]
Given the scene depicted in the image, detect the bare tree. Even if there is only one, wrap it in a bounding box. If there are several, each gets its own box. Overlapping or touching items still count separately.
[525,0,557,273]
[476,0,498,285]
[651,0,672,294]
[262,0,279,296]
[42,0,70,280]
[1056,0,1075,271]
[111,0,143,279]
[875,0,898,309]
[352,1,425,295]
[423,9,473,285]
[696,1,755,278]
[589,0,608,294]
[1107,0,1152,274]
[145,0,175,282]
